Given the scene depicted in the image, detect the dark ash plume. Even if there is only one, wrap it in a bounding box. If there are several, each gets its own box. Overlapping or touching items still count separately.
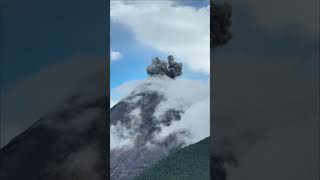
[146,55,183,79]
[211,2,235,180]
[211,152,239,180]
[211,2,233,48]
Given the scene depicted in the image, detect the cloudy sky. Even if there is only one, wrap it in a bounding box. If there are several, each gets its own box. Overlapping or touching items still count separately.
[110,0,210,104]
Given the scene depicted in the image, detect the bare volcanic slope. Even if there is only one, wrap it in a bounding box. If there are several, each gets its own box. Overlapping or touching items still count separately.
[110,56,210,180]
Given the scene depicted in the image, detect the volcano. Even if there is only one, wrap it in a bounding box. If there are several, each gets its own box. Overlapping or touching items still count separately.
[110,57,210,180]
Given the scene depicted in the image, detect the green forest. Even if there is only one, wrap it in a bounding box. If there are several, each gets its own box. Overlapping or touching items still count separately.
[134,137,210,180]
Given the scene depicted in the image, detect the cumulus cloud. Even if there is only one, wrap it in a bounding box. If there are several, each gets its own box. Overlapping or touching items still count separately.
[110,0,210,74]
[157,96,210,145]
[150,77,210,145]
[110,50,123,61]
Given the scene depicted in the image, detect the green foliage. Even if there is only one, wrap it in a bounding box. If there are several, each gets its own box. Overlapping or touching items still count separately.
[134,137,210,180]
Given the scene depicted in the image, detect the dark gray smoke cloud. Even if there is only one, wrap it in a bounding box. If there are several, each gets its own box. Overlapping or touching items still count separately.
[146,55,183,79]
[211,2,235,180]
[211,2,233,48]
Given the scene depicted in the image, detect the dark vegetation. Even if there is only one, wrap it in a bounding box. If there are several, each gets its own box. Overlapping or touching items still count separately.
[134,137,210,180]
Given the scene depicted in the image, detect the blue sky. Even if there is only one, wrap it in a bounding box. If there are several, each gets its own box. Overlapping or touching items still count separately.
[110,22,165,88]
[110,0,210,92]
[110,22,210,89]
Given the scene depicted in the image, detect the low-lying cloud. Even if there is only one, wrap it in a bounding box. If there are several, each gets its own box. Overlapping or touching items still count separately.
[110,76,210,150]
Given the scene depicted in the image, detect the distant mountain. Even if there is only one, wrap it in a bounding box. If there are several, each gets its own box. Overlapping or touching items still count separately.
[134,137,210,180]
[0,96,108,180]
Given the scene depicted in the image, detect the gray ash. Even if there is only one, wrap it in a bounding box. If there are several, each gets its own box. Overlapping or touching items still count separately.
[146,55,183,79]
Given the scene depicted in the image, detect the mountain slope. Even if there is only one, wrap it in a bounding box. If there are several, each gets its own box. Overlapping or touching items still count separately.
[110,83,184,180]
[134,137,210,180]
[110,75,210,180]
[0,96,108,180]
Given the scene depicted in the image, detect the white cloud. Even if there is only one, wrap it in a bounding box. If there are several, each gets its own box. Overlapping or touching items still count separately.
[110,122,136,149]
[146,76,210,145]
[110,107,142,150]
[111,0,210,74]
[110,79,144,104]
[110,76,210,149]
[110,50,123,61]
[157,95,210,145]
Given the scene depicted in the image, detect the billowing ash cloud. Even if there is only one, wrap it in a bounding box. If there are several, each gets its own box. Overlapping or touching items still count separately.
[146,55,183,79]
[211,2,233,48]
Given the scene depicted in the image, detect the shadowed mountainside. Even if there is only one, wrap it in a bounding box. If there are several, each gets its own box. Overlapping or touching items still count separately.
[134,137,210,180]
[0,96,108,180]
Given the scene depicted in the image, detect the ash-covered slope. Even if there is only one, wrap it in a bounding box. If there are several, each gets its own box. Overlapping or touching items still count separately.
[0,96,108,180]
[110,57,210,180]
